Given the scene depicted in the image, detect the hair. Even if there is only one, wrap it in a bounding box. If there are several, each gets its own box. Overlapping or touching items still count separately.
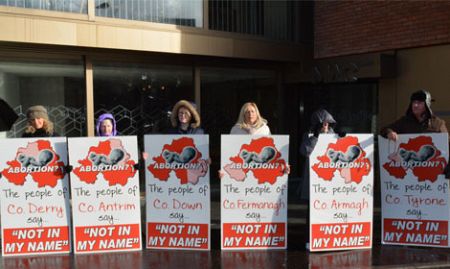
[235,102,267,129]
[170,100,201,128]
[24,118,54,135]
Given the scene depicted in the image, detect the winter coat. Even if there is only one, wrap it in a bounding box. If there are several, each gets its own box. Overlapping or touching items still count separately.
[380,114,448,137]
[96,113,118,137]
[170,100,202,131]
[167,126,204,135]
[230,123,271,135]
[299,109,336,200]
[381,90,448,137]
[22,128,59,137]
[380,93,449,178]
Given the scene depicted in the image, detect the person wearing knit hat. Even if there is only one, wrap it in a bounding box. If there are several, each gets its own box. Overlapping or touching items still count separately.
[168,100,204,134]
[380,89,449,178]
[22,105,59,137]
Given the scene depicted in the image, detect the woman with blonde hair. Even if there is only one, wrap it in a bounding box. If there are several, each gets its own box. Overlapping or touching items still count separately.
[230,102,270,135]
[220,102,287,178]
[22,105,59,137]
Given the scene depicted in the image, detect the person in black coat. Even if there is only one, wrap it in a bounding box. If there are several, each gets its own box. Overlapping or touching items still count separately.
[299,109,336,200]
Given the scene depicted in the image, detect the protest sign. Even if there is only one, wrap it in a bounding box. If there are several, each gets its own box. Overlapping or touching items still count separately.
[309,134,374,251]
[68,136,142,253]
[0,138,71,256]
[221,135,289,250]
[379,133,449,247]
[145,135,210,250]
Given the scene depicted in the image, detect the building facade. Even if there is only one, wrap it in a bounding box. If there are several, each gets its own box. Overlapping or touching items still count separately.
[314,1,450,133]
[0,0,319,181]
[4,1,446,182]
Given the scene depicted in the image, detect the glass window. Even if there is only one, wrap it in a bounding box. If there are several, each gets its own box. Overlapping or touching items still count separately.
[201,67,278,134]
[209,0,311,43]
[95,0,203,27]
[92,62,194,136]
[301,83,378,134]
[0,57,86,138]
[0,0,87,14]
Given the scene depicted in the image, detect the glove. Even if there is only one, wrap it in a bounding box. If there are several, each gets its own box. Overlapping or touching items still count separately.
[313,124,321,138]
[133,162,141,170]
[444,163,450,179]
[63,165,73,174]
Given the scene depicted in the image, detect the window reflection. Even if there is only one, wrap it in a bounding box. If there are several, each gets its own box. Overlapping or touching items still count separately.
[0,59,85,138]
[93,62,194,136]
[95,0,203,27]
[0,0,87,14]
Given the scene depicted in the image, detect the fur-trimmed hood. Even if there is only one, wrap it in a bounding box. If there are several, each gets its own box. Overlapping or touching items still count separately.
[170,100,201,129]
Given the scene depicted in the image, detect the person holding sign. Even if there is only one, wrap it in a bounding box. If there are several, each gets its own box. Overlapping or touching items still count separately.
[221,102,289,177]
[298,108,337,200]
[230,102,271,135]
[22,105,59,137]
[298,109,336,250]
[168,100,204,134]
[380,90,450,178]
[142,100,204,160]
[96,113,118,137]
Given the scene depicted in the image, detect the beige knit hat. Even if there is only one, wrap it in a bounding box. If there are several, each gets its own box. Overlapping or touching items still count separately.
[26,105,49,120]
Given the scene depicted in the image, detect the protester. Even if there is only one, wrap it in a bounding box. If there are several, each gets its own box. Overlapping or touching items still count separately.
[298,108,340,250]
[96,113,118,137]
[22,105,59,137]
[230,102,270,135]
[141,100,204,161]
[168,100,204,134]
[220,102,288,177]
[298,109,336,200]
[380,90,450,178]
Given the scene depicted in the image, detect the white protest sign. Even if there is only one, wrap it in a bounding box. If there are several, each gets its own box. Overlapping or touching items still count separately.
[68,136,142,254]
[221,135,289,250]
[145,135,210,250]
[309,134,374,252]
[0,138,71,256]
[379,133,449,247]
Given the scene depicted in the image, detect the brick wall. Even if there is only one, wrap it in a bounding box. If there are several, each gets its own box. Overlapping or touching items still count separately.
[315,1,450,59]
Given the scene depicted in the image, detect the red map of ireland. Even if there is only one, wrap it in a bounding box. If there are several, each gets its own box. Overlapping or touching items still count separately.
[223,137,287,185]
[312,136,371,184]
[383,136,447,182]
[147,137,208,185]
[1,140,65,187]
[73,139,137,186]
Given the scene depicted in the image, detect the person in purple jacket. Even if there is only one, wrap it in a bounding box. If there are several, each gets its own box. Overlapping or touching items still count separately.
[96,113,118,137]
